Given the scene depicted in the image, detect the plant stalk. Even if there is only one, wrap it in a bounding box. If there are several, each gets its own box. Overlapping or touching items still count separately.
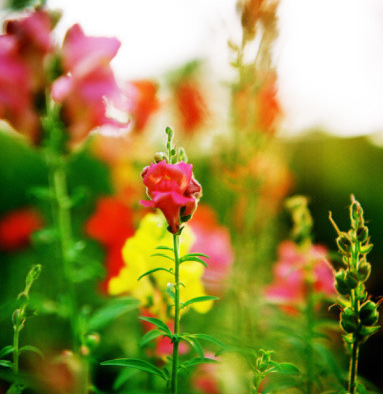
[171,233,181,394]
[348,289,360,394]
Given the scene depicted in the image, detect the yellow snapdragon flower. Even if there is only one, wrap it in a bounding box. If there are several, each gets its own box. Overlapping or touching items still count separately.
[108,213,213,314]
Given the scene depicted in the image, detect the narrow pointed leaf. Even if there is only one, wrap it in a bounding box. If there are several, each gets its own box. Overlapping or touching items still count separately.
[113,368,139,390]
[19,346,43,358]
[0,360,13,368]
[179,256,208,268]
[0,346,14,359]
[155,246,173,252]
[150,253,174,262]
[269,361,299,375]
[191,334,227,349]
[183,296,219,308]
[182,252,210,259]
[182,336,204,357]
[101,358,166,380]
[138,268,172,281]
[181,357,218,370]
[138,330,166,347]
[139,317,172,336]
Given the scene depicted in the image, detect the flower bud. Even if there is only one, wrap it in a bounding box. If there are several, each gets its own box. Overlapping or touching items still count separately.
[357,261,371,282]
[85,333,100,349]
[359,301,379,326]
[359,243,373,255]
[153,152,167,163]
[335,270,350,296]
[356,226,368,243]
[340,307,358,333]
[336,234,352,255]
[345,271,359,289]
[26,264,42,286]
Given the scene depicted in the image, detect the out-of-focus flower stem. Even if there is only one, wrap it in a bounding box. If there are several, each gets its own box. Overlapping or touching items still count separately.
[349,288,359,394]
[49,154,79,353]
[171,233,181,394]
[305,277,315,394]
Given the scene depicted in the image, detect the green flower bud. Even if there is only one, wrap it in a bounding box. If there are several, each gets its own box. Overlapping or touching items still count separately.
[359,243,373,255]
[336,234,352,255]
[350,201,363,225]
[356,226,368,243]
[359,301,379,326]
[340,308,358,333]
[357,261,371,282]
[345,271,359,289]
[154,152,167,163]
[335,270,350,296]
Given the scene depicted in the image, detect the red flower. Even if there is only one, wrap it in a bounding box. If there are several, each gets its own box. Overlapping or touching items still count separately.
[85,197,135,290]
[123,80,160,132]
[0,208,43,251]
[257,77,281,135]
[174,81,208,134]
[140,160,201,234]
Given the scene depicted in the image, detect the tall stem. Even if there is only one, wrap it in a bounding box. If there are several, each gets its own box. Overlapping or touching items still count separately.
[171,233,181,394]
[305,279,315,394]
[348,289,359,394]
[47,152,79,353]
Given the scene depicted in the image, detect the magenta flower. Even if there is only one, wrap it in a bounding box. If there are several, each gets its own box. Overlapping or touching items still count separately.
[52,24,124,144]
[265,240,335,313]
[190,205,234,295]
[140,160,202,234]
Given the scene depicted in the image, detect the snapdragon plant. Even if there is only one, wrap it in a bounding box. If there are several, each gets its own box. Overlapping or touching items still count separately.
[102,128,226,394]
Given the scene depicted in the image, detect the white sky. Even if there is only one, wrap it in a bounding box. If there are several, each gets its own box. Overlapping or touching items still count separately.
[42,0,383,137]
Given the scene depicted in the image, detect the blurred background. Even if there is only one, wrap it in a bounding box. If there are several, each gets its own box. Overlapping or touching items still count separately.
[0,0,383,393]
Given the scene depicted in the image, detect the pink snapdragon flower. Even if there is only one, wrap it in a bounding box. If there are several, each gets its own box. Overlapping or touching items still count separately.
[52,24,124,144]
[140,160,201,234]
[265,241,335,313]
[190,205,234,295]
[0,10,53,142]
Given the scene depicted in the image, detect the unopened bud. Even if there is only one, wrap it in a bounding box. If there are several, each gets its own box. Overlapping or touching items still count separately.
[336,234,352,255]
[335,270,350,296]
[154,152,167,163]
[165,126,174,140]
[85,333,101,349]
[360,301,379,326]
[80,345,90,357]
[340,307,358,333]
[356,226,368,243]
[357,261,371,282]
[345,271,359,289]
[26,264,42,286]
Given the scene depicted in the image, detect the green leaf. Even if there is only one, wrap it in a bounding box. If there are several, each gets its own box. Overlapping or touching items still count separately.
[138,317,172,336]
[87,297,139,331]
[181,336,204,357]
[191,334,226,349]
[182,296,219,308]
[155,246,173,252]
[179,256,208,268]
[101,358,166,380]
[269,361,299,375]
[182,252,210,259]
[19,345,43,358]
[150,253,174,262]
[138,268,172,281]
[138,330,166,347]
[0,360,13,368]
[0,346,14,359]
[180,357,218,370]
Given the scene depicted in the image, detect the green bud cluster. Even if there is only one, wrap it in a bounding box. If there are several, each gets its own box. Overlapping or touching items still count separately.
[329,196,380,346]
[285,195,313,245]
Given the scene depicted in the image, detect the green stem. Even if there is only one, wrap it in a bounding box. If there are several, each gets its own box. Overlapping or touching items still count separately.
[305,278,315,394]
[13,328,19,375]
[171,233,181,394]
[47,153,79,354]
[348,290,359,394]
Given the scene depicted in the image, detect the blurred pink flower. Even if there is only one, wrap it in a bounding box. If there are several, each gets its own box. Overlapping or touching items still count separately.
[191,352,219,394]
[0,10,53,142]
[52,24,125,144]
[265,240,335,313]
[190,205,234,295]
[140,160,201,234]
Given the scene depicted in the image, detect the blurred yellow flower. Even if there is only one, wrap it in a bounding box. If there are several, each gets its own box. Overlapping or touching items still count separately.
[108,213,213,314]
